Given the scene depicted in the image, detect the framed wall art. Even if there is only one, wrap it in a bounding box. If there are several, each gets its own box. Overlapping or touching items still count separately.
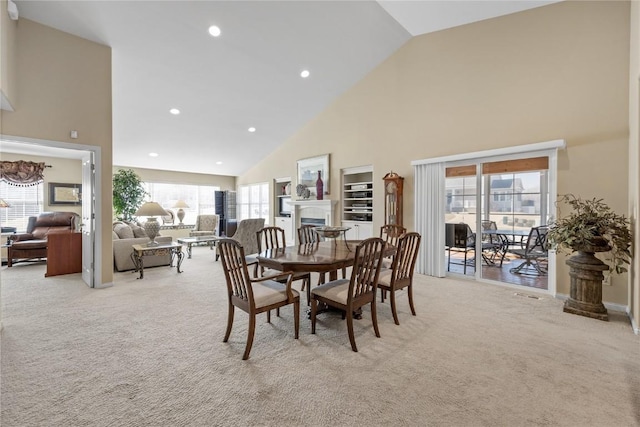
[297,154,330,197]
[49,182,82,205]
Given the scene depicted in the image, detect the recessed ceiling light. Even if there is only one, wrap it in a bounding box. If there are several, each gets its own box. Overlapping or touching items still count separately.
[208,25,221,37]
[248,127,256,133]
[300,70,310,78]
[216,161,223,165]
[169,108,180,115]
[149,152,159,157]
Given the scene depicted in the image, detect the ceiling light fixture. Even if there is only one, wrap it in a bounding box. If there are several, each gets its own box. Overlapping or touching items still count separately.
[300,70,310,78]
[216,161,223,165]
[169,108,180,115]
[149,152,159,157]
[248,127,256,133]
[208,25,221,37]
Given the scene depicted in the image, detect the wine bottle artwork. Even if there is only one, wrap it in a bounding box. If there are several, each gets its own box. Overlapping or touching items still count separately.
[316,170,324,200]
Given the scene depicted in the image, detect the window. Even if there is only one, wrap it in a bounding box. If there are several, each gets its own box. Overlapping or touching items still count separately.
[238,182,269,223]
[0,182,44,231]
[143,182,219,225]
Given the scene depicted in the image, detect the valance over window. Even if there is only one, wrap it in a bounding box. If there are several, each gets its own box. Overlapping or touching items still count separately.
[0,161,46,186]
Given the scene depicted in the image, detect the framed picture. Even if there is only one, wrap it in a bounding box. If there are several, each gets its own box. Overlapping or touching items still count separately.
[297,154,330,197]
[49,182,82,205]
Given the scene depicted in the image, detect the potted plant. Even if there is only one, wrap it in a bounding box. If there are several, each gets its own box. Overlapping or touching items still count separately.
[113,169,147,222]
[547,194,632,321]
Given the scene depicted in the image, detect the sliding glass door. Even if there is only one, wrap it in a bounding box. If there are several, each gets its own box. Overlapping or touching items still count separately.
[445,156,551,291]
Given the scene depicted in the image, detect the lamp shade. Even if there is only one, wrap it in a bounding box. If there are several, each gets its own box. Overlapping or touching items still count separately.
[173,200,189,209]
[0,198,10,208]
[135,202,168,218]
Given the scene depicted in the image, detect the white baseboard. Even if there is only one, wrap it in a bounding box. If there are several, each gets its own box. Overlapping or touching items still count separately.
[628,308,639,335]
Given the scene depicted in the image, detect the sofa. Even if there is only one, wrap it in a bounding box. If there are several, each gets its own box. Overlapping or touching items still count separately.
[112,221,172,272]
[8,211,79,267]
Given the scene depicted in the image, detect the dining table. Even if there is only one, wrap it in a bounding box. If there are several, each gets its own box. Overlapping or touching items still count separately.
[257,240,395,318]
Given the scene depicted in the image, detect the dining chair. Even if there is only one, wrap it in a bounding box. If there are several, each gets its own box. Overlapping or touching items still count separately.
[310,237,385,352]
[506,226,549,275]
[377,232,421,325]
[257,226,311,304]
[218,238,300,360]
[380,224,406,268]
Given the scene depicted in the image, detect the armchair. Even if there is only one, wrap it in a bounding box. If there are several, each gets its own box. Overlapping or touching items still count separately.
[190,214,218,237]
[214,218,265,264]
[8,211,79,267]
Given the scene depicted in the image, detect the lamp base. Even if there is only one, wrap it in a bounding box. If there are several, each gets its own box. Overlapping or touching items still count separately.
[143,217,161,245]
[177,208,185,225]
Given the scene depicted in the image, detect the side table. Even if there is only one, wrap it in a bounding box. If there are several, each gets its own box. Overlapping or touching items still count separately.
[131,242,184,279]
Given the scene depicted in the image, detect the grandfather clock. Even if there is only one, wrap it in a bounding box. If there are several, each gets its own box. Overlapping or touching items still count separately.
[383,171,404,227]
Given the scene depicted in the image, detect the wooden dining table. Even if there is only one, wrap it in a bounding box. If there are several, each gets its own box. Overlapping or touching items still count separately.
[257,240,361,280]
[257,240,395,318]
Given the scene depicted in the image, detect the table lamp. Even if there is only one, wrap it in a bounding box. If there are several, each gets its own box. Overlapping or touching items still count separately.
[173,200,189,225]
[135,201,168,246]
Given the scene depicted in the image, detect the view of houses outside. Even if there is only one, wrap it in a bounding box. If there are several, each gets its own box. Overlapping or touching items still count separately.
[445,170,548,233]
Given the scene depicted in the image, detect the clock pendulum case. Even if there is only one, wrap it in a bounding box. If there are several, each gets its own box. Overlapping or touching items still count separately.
[382,171,404,227]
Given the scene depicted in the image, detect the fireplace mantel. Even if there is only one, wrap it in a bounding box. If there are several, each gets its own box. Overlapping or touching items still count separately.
[290,199,338,243]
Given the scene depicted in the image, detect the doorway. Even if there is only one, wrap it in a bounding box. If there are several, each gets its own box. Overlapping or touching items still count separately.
[443,153,557,293]
[0,136,101,288]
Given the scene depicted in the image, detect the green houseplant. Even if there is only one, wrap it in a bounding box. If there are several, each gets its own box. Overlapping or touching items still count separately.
[113,169,147,221]
[547,194,632,321]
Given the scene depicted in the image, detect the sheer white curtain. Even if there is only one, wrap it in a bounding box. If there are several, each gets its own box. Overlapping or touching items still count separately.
[414,162,445,277]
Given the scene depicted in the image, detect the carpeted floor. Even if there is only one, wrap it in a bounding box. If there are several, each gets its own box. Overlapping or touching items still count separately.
[1,247,639,427]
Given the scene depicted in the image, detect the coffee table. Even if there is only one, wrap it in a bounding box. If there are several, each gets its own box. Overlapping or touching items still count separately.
[131,242,184,279]
[176,235,220,259]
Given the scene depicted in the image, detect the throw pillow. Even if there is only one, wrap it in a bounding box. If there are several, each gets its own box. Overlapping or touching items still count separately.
[114,223,134,239]
[112,230,119,240]
[131,224,148,238]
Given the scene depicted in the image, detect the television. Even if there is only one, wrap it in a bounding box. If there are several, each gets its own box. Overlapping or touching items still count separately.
[279,196,292,217]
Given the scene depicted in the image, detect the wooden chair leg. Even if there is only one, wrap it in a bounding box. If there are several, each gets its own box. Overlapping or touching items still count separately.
[243,314,256,360]
[223,303,234,342]
[371,301,380,338]
[346,312,357,352]
[311,299,317,334]
[408,285,416,316]
[293,301,300,339]
[390,290,400,325]
[267,310,271,323]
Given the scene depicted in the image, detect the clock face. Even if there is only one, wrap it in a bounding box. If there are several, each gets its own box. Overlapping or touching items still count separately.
[386,181,397,194]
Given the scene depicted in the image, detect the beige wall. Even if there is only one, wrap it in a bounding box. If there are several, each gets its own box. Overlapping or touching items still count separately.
[629,1,640,331]
[116,166,236,190]
[0,18,112,286]
[0,0,17,106]
[239,1,632,305]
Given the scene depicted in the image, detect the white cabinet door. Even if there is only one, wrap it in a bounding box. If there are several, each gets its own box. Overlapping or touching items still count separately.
[275,217,294,244]
[342,221,374,240]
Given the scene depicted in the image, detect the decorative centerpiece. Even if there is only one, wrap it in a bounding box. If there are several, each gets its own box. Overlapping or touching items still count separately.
[296,183,310,199]
[547,194,632,321]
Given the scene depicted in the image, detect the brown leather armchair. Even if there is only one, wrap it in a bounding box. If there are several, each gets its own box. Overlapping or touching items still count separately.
[7,211,79,267]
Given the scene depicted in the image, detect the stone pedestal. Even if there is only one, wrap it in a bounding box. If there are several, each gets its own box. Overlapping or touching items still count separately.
[563,250,609,321]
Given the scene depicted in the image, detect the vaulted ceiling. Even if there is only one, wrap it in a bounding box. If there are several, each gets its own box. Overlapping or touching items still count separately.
[9,1,560,176]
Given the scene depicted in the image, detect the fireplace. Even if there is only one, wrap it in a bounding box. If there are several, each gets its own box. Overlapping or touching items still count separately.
[290,199,338,243]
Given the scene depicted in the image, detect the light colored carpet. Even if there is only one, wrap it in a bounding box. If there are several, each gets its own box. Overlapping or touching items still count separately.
[1,247,639,427]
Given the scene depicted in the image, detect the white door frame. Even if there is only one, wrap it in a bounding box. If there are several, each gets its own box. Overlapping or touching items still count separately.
[1,134,102,288]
